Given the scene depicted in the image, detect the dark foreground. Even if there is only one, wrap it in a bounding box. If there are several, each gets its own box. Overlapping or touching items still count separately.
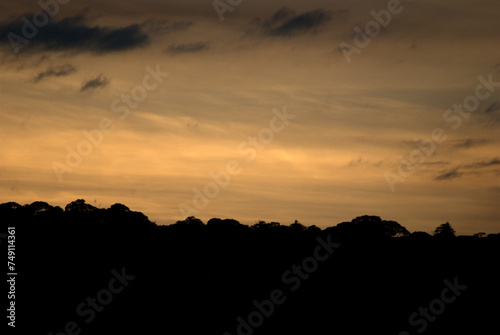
[1,200,499,335]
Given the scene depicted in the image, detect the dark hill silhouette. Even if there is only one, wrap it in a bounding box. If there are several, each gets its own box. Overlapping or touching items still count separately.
[1,200,499,335]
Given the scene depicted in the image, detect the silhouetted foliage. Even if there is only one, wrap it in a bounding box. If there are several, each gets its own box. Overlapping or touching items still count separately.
[408,231,432,240]
[1,200,498,335]
[289,220,307,232]
[306,224,321,233]
[434,222,456,238]
[65,199,98,212]
[207,218,248,233]
[251,220,281,230]
[325,215,410,240]
[169,216,205,233]
[177,216,204,226]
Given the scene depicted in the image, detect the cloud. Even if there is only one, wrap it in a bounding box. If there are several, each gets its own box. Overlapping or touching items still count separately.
[484,102,500,114]
[33,64,77,83]
[451,138,489,150]
[248,8,344,37]
[347,156,383,168]
[0,12,149,54]
[435,168,463,181]
[165,41,209,54]
[270,7,296,25]
[141,19,193,34]
[80,74,109,92]
[271,9,334,36]
[462,157,500,169]
[434,157,500,180]
[489,186,500,193]
[421,161,450,166]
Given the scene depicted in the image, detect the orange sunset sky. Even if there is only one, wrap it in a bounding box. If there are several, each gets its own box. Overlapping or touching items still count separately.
[1,0,499,234]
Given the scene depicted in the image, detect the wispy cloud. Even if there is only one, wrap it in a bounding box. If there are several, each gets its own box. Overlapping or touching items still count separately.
[141,19,193,34]
[33,64,77,83]
[270,7,296,25]
[489,186,500,193]
[451,138,489,150]
[165,41,209,54]
[462,157,500,169]
[483,102,500,114]
[248,8,345,37]
[270,9,335,36]
[80,73,109,92]
[347,156,383,168]
[435,168,463,181]
[421,161,450,166]
[435,157,500,181]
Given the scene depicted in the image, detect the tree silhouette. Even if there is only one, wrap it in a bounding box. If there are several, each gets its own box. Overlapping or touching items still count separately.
[1,199,498,334]
[251,220,281,230]
[290,220,306,232]
[25,201,61,215]
[207,218,244,230]
[65,199,97,212]
[433,222,456,238]
[177,216,204,227]
[329,215,410,239]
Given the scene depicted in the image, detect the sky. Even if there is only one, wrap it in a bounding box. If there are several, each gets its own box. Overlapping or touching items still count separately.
[0,0,499,234]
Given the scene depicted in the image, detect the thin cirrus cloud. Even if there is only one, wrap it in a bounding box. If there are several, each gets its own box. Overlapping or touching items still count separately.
[165,41,209,54]
[435,157,500,181]
[140,19,194,34]
[435,168,464,181]
[33,64,77,83]
[484,102,500,114]
[80,73,109,92]
[0,12,150,54]
[450,138,489,150]
[248,8,345,37]
[462,157,500,169]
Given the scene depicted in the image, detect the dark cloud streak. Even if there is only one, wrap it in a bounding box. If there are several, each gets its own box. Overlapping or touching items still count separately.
[484,102,500,114]
[165,41,209,54]
[270,9,334,36]
[141,19,193,34]
[462,157,500,169]
[247,8,345,38]
[33,64,77,83]
[435,168,463,181]
[434,157,500,181]
[270,7,296,25]
[80,73,109,92]
[0,13,150,54]
[451,138,489,150]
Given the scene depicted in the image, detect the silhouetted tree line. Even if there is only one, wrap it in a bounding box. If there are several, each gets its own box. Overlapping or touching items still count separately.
[1,199,499,335]
[0,200,154,230]
[1,199,494,240]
